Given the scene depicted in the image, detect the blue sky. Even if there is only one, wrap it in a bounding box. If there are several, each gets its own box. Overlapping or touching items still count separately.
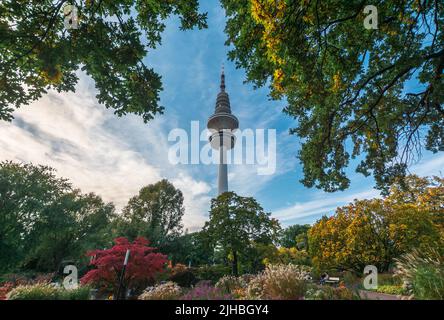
[0,1,443,231]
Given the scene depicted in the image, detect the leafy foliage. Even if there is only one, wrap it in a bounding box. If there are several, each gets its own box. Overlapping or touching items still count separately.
[0,282,14,300]
[237,242,277,274]
[195,265,232,283]
[280,224,310,249]
[117,179,185,247]
[222,0,444,192]
[168,263,197,287]
[305,285,360,300]
[81,237,168,294]
[0,161,115,273]
[0,0,207,121]
[308,175,444,272]
[263,247,311,266]
[395,248,444,300]
[372,285,406,296]
[163,231,214,266]
[202,192,281,276]
[215,275,247,294]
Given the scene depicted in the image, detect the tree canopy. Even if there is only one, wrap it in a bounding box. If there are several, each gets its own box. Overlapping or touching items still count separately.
[117,179,185,247]
[0,0,207,122]
[162,231,214,266]
[308,175,444,273]
[222,0,443,192]
[280,224,310,249]
[202,192,281,276]
[0,161,116,273]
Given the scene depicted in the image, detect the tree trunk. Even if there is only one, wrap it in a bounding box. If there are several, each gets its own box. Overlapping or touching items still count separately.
[232,250,238,276]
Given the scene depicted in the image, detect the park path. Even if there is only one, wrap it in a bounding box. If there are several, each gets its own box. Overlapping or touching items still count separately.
[358,290,410,300]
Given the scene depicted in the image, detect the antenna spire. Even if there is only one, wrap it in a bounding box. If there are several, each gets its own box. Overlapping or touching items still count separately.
[220,64,225,92]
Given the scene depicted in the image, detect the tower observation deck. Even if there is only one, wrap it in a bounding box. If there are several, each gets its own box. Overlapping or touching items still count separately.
[207,67,239,195]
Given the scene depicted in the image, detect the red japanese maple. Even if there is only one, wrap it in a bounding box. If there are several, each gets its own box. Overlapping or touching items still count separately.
[80,237,168,293]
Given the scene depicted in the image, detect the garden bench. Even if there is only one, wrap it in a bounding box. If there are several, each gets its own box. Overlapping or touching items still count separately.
[324,277,340,286]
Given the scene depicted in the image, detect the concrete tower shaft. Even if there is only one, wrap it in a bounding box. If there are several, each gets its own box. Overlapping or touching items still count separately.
[207,68,239,195]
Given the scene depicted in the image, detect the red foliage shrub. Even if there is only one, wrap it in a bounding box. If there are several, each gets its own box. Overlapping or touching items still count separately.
[0,282,14,300]
[80,237,168,294]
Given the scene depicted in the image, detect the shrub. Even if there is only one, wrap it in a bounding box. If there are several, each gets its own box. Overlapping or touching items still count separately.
[196,265,231,283]
[305,285,360,300]
[138,282,182,300]
[373,285,406,296]
[170,263,188,273]
[240,274,255,284]
[7,283,60,300]
[0,273,32,285]
[342,271,359,286]
[6,283,91,300]
[246,273,267,300]
[0,272,55,287]
[81,237,168,294]
[247,264,311,300]
[215,276,247,294]
[169,271,197,288]
[263,264,311,299]
[412,265,444,299]
[231,287,248,300]
[0,282,14,300]
[169,264,197,287]
[395,249,444,299]
[59,286,91,300]
[0,272,58,300]
[181,282,232,300]
[377,273,402,286]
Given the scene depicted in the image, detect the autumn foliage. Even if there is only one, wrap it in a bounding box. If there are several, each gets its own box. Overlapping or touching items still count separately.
[308,176,444,272]
[80,237,168,293]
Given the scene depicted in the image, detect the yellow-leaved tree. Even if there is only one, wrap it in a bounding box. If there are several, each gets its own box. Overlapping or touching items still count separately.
[308,175,444,273]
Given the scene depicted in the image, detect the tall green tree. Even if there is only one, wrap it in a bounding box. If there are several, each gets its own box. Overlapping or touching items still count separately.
[25,192,116,271]
[0,161,115,273]
[117,179,185,247]
[280,224,311,250]
[222,0,443,192]
[202,192,280,276]
[0,0,207,121]
[0,161,67,272]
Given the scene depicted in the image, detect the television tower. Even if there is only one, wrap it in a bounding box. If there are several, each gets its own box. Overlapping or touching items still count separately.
[207,66,239,195]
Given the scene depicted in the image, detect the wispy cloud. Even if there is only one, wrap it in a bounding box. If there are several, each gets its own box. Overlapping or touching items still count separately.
[409,153,444,177]
[0,73,211,231]
[272,189,380,225]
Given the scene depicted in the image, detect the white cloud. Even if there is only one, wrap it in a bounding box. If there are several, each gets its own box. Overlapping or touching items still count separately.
[409,153,444,177]
[0,73,211,231]
[272,189,380,224]
[171,173,212,231]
